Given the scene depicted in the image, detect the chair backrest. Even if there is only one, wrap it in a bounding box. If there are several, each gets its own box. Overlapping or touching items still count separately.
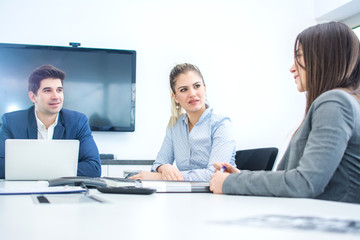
[235,147,278,171]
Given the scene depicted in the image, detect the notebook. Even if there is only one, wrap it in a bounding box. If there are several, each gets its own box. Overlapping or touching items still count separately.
[5,139,79,180]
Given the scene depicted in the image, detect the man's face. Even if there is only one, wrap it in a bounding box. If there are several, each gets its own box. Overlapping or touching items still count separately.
[29,78,63,117]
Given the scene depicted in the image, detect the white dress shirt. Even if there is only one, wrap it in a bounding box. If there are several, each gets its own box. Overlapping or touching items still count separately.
[34,110,58,140]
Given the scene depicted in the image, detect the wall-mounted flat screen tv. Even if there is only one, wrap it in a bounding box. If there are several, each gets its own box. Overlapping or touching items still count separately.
[0,43,136,132]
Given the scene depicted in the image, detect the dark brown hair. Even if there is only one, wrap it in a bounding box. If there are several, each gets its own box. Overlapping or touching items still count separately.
[294,22,360,114]
[28,64,65,94]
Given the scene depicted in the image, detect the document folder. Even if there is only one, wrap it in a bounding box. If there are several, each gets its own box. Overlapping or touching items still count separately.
[140,180,210,193]
[0,186,86,195]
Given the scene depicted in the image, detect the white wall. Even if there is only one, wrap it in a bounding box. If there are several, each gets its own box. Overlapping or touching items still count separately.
[0,0,317,164]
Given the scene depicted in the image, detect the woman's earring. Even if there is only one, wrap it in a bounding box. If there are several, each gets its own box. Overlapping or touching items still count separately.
[176,104,180,109]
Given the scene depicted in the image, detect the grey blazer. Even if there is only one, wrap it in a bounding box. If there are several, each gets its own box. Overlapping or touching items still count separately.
[223,89,360,203]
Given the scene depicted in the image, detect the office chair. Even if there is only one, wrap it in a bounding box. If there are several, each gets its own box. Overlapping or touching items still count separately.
[235,147,278,171]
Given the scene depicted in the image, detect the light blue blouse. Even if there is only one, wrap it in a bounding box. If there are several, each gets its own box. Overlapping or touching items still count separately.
[151,108,236,181]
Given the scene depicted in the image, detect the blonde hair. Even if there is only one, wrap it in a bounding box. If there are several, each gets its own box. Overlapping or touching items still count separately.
[168,89,185,128]
[167,63,205,128]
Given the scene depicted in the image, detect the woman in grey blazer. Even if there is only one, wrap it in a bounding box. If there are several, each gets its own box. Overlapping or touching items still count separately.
[210,22,360,204]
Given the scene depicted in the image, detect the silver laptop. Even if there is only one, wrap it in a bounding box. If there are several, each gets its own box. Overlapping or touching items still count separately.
[5,139,79,180]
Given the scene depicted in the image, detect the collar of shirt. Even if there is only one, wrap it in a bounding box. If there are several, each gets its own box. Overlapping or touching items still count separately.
[34,110,59,140]
[182,107,212,126]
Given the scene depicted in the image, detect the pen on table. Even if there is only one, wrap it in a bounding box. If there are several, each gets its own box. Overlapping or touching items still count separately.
[220,165,226,172]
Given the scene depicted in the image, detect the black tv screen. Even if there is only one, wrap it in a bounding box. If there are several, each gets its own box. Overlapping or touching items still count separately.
[0,43,136,131]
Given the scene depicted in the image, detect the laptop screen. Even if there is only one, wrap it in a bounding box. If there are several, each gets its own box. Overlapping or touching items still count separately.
[5,139,79,180]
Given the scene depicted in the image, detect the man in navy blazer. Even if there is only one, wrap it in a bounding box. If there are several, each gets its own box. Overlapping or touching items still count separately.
[0,65,101,179]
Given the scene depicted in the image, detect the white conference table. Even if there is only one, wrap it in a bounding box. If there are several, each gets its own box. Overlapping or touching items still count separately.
[0,180,359,240]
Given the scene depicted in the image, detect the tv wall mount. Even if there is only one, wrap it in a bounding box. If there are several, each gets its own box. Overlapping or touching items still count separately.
[69,42,81,48]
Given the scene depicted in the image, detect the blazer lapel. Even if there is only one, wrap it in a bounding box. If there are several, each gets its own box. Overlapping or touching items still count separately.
[27,106,37,139]
[53,111,65,139]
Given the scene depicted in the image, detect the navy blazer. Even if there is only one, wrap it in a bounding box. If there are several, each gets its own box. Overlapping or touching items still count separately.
[0,106,101,178]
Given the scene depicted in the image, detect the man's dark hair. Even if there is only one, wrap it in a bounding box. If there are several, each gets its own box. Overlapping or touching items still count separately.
[28,64,66,94]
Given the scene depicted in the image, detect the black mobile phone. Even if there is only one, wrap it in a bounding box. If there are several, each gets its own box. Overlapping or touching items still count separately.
[96,186,156,195]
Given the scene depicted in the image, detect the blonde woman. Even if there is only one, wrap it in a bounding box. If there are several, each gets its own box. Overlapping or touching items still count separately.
[131,63,236,181]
